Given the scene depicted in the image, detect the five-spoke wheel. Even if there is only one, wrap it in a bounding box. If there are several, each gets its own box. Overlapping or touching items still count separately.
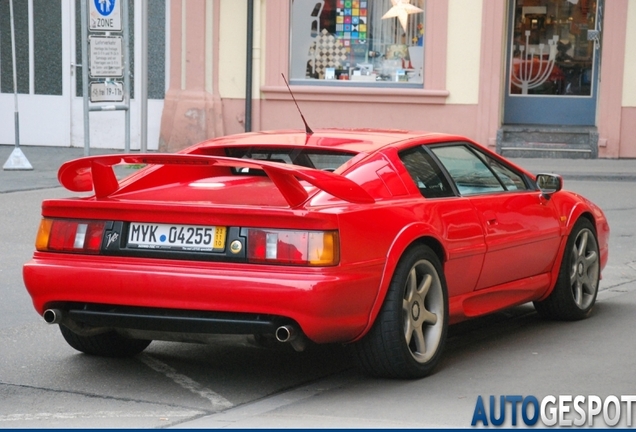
[402,259,445,365]
[534,218,600,320]
[568,225,599,310]
[352,245,448,378]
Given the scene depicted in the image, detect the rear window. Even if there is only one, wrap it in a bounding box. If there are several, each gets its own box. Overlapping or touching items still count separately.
[225,147,355,174]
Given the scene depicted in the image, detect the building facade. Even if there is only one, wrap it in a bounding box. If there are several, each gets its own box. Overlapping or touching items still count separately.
[1,0,635,158]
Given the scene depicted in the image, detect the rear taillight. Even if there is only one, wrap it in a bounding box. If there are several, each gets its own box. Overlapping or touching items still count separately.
[36,218,105,254]
[247,229,339,266]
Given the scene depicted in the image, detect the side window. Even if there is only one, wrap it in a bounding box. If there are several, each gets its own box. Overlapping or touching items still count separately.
[431,145,505,196]
[399,147,454,198]
[474,153,528,191]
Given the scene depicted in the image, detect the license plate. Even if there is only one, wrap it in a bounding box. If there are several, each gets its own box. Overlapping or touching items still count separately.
[127,222,226,252]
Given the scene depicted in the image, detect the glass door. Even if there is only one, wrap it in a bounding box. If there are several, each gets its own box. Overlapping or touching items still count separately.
[0,0,71,147]
[503,0,602,126]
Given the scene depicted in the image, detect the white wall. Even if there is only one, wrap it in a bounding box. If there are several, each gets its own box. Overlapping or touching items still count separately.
[623,0,636,107]
[446,0,483,105]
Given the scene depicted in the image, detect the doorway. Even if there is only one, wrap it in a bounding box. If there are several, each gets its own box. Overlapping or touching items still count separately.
[503,0,603,126]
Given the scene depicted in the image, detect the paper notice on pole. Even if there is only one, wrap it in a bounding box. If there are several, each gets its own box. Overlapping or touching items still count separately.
[89,36,123,77]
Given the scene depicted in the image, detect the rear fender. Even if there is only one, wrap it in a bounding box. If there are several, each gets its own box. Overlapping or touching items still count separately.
[353,222,446,341]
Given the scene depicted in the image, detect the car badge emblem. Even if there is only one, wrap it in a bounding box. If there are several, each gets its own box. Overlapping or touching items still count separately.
[106,232,119,248]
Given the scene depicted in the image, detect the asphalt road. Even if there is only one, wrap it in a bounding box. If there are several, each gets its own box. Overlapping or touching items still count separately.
[1,152,635,428]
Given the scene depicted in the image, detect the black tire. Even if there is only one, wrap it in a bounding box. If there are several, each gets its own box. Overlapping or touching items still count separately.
[352,245,448,379]
[534,218,600,321]
[59,325,151,357]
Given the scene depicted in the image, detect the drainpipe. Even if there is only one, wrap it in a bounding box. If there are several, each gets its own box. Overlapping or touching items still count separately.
[245,0,254,132]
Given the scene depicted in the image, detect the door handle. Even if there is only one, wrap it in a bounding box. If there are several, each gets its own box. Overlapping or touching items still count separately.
[483,210,497,226]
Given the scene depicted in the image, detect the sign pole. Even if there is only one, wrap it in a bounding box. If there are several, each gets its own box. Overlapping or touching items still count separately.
[85,0,129,153]
[123,0,130,152]
[3,0,33,171]
[81,0,91,156]
[140,0,148,153]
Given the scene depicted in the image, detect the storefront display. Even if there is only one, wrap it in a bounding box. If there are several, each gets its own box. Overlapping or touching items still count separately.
[290,0,425,85]
[509,0,598,96]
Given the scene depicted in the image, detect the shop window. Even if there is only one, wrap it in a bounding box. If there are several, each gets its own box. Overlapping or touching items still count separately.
[509,0,598,96]
[290,0,425,86]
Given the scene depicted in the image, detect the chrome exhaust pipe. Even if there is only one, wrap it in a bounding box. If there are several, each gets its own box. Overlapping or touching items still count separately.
[275,325,296,343]
[275,324,307,352]
[43,309,63,324]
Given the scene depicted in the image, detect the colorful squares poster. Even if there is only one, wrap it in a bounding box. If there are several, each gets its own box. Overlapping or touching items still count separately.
[335,0,367,42]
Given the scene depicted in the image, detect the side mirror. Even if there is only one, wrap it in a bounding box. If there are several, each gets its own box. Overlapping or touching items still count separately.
[536,173,563,197]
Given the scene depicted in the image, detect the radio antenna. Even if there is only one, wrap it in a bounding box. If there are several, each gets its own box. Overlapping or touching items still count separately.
[281,73,313,135]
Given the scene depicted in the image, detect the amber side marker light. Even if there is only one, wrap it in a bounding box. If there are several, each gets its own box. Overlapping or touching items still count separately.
[36,218,105,254]
[246,229,339,266]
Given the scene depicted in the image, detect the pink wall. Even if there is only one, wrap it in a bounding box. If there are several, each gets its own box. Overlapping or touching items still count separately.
[159,1,224,153]
[477,1,506,147]
[598,0,629,158]
[619,108,636,158]
[258,99,479,138]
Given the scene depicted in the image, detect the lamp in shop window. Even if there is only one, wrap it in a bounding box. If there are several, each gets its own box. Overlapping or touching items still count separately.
[381,0,423,33]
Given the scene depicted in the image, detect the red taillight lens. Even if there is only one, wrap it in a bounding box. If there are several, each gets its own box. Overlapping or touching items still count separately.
[247,229,339,266]
[36,218,105,254]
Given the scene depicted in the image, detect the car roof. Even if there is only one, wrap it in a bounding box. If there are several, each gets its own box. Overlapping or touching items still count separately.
[192,128,465,154]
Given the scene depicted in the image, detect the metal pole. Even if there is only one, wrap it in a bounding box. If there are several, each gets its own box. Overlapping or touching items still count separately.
[123,0,130,152]
[3,0,32,170]
[140,0,148,152]
[81,0,90,156]
[245,0,253,132]
[9,0,19,147]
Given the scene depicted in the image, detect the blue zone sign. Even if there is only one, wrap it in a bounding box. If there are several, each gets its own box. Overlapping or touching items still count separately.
[94,0,116,16]
[89,0,121,31]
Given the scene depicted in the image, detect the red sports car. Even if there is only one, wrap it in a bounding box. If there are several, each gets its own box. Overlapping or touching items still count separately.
[23,129,609,379]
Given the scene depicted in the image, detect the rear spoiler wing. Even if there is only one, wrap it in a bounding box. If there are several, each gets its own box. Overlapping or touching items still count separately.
[58,154,375,208]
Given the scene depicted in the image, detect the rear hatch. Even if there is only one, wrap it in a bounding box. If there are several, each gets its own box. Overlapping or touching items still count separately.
[38,153,374,266]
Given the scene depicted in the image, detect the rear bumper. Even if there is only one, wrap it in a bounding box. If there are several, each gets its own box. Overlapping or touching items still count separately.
[23,252,384,343]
